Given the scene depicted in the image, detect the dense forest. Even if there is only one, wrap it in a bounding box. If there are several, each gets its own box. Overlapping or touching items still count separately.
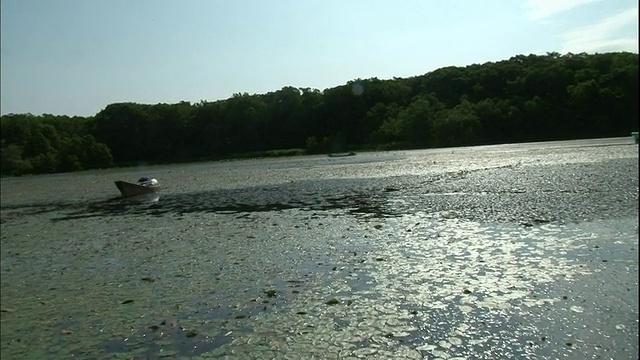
[1,51,638,176]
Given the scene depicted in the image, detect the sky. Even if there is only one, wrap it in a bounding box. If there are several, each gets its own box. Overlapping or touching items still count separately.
[1,0,638,117]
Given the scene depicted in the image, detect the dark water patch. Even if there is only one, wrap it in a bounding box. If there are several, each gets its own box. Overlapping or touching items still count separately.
[5,159,636,225]
[44,179,403,222]
[96,320,231,358]
[90,268,329,358]
[94,244,366,357]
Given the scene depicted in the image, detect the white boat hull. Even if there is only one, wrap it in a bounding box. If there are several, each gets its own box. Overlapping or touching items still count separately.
[115,180,160,197]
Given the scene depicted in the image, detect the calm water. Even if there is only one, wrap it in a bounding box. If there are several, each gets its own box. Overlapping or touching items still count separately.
[1,138,638,359]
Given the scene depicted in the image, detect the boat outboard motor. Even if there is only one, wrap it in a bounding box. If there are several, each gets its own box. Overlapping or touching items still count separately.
[137,176,158,186]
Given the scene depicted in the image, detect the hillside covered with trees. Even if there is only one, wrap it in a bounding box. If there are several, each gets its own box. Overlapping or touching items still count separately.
[1,51,637,176]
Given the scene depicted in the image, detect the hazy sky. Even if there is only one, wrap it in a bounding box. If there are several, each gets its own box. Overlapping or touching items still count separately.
[1,0,638,117]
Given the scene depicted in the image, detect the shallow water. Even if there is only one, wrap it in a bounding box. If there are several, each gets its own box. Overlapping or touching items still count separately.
[1,138,638,359]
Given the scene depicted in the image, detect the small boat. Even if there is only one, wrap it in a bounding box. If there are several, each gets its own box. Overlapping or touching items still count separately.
[115,176,160,197]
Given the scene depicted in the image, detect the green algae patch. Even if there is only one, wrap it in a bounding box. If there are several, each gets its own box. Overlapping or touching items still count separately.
[325,298,340,305]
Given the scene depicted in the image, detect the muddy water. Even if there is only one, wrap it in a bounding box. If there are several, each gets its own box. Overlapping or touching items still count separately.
[1,138,638,359]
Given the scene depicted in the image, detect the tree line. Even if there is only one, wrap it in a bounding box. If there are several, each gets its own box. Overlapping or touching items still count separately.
[1,51,637,176]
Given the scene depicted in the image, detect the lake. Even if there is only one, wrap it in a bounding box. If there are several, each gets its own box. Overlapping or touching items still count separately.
[1,137,638,359]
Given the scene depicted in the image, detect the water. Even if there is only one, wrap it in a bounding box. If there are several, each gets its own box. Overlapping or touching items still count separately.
[1,138,638,359]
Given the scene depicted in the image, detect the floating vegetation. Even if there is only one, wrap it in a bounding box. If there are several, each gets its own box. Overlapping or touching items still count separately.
[1,144,637,359]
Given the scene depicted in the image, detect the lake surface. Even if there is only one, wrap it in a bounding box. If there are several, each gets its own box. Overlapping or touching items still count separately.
[1,137,638,359]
